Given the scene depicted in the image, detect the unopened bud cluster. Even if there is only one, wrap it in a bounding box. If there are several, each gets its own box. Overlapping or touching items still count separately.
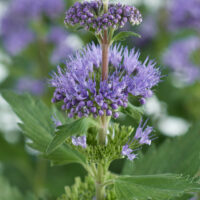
[64,1,142,32]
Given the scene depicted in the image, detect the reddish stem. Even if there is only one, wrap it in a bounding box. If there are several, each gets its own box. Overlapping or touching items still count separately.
[102,30,109,81]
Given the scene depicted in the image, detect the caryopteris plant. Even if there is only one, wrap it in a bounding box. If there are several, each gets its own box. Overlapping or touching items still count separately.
[2,0,200,199]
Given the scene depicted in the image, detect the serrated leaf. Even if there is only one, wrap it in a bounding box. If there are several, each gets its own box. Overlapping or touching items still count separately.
[111,31,141,44]
[46,118,98,154]
[114,174,200,200]
[122,124,200,176]
[1,90,85,166]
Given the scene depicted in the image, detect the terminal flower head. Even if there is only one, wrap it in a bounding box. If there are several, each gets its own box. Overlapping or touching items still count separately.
[49,43,161,119]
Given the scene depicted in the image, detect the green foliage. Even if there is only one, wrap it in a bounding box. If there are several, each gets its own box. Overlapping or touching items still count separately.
[114,102,143,127]
[175,194,194,200]
[114,174,200,200]
[47,118,99,154]
[0,133,33,172]
[111,31,141,44]
[0,176,37,200]
[122,125,200,176]
[68,124,138,166]
[1,90,85,166]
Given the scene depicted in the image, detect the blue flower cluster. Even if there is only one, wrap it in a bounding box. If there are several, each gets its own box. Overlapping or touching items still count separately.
[50,43,161,119]
[1,0,64,55]
[169,0,200,31]
[65,1,142,32]
[163,37,200,84]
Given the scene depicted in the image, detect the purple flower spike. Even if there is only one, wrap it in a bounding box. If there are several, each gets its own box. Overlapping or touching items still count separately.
[72,136,87,148]
[121,144,137,161]
[134,119,153,145]
[49,43,161,119]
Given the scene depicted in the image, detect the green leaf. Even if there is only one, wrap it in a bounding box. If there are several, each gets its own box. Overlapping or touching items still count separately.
[114,174,200,200]
[0,133,34,181]
[46,118,98,154]
[1,90,85,166]
[52,105,72,125]
[174,194,194,200]
[123,103,144,122]
[122,124,200,176]
[111,31,141,44]
[0,176,37,200]
[114,102,143,126]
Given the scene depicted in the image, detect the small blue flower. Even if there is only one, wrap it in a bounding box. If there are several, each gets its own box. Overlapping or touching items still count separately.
[51,114,62,127]
[72,136,87,148]
[134,119,153,145]
[121,144,137,161]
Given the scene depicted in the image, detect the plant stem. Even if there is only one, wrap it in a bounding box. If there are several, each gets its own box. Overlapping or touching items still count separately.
[33,158,47,197]
[96,164,105,200]
[99,0,110,144]
[101,0,109,81]
[98,114,108,145]
[102,39,109,81]
[96,1,110,199]
[103,0,109,12]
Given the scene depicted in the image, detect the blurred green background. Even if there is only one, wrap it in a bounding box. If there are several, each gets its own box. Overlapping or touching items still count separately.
[0,0,199,199]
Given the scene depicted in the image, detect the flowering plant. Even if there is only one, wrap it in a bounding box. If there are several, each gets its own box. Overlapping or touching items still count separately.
[2,0,200,199]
